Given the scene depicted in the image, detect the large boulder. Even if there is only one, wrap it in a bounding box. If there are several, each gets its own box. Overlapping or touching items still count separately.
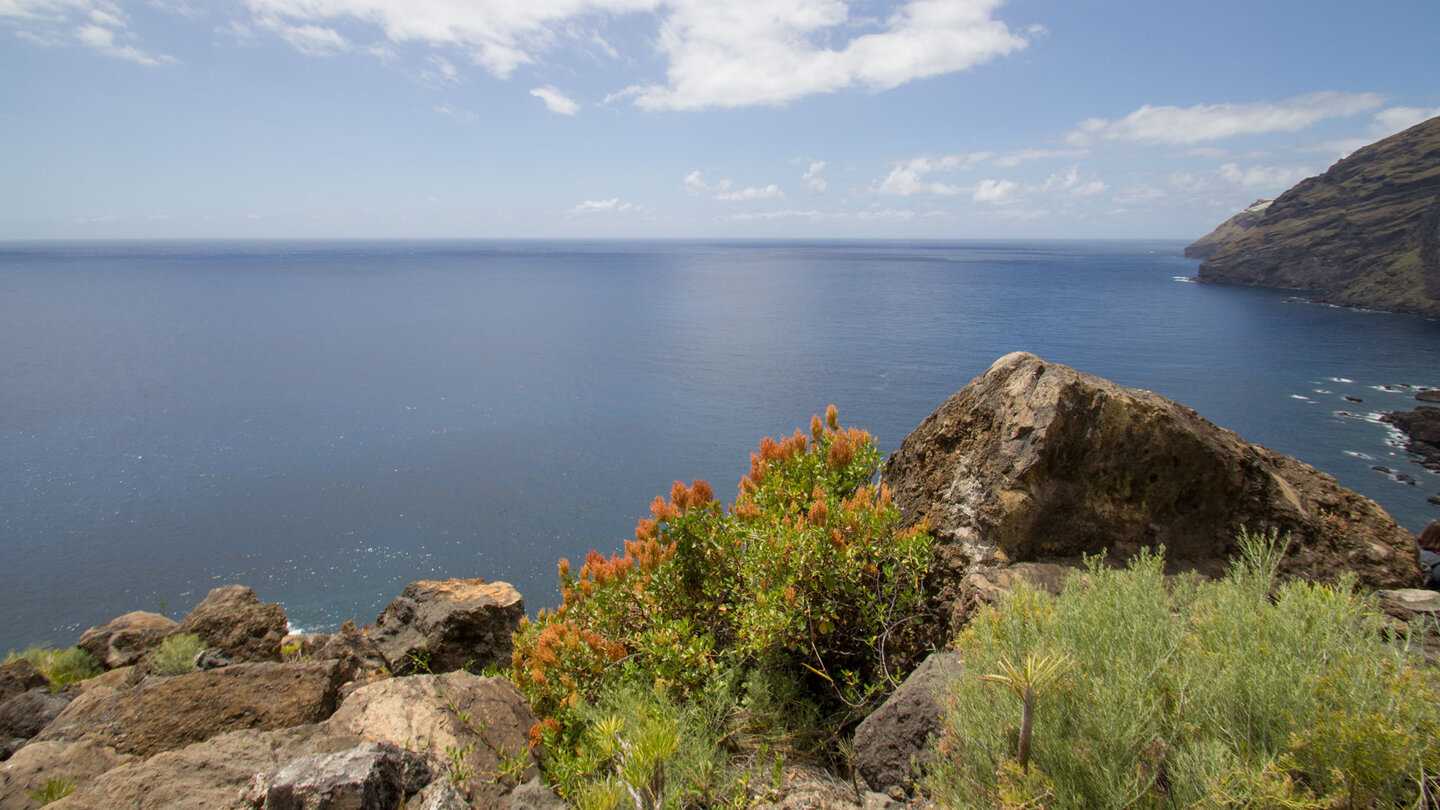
[179,585,290,663]
[0,688,72,740]
[36,660,351,757]
[884,352,1422,630]
[316,620,388,674]
[852,652,964,795]
[0,740,134,810]
[369,579,524,675]
[328,672,541,808]
[248,741,433,810]
[77,611,180,669]
[47,725,362,810]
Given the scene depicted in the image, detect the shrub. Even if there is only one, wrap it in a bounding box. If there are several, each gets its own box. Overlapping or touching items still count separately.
[26,775,75,805]
[4,646,103,689]
[512,408,934,798]
[926,530,1440,808]
[150,632,204,675]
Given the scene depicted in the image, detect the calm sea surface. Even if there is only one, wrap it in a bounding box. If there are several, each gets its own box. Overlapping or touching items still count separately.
[2,240,1438,652]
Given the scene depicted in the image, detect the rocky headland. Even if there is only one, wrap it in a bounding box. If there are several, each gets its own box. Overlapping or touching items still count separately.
[2,354,1433,809]
[1186,115,1440,315]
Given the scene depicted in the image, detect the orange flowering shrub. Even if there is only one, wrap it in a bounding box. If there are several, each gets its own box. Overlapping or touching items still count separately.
[511,409,933,741]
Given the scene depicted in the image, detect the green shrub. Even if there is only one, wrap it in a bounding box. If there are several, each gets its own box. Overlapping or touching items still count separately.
[150,632,204,675]
[512,408,934,799]
[926,530,1440,808]
[4,646,103,689]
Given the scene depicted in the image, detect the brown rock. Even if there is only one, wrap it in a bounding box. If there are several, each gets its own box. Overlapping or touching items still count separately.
[0,660,48,705]
[36,660,352,757]
[77,611,180,670]
[0,740,134,810]
[1420,520,1440,554]
[315,621,388,674]
[853,651,964,794]
[48,725,361,810]
[1373,588,1440,621]
[0,688,72,740]
[369,579,524,675]
[884,353,1422,631]
[179,585,289,663]
[329,672,540,808]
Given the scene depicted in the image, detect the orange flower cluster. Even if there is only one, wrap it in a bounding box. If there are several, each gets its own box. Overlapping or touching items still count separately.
[644,479,715,524]
[747,429,810,486]
[528,717,562,748]
[825,426,871,471]
[517,618,626,691]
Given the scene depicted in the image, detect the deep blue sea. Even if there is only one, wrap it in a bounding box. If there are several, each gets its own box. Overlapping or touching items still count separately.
[2,239,1438,653]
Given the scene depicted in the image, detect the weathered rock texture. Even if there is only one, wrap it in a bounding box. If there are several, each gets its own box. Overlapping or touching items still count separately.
[179,585,289,663]
[883,352,1421,630]
[0,660,48,706]
[1384,405,1440,469]
[251,741,432,810]
[0,688,72,740]
[36,660,351,757]
[369,579,525,675]
[77,611,180,669]
[0,740,135,810]
[1188,114,1440,315]
[852,651,964,794]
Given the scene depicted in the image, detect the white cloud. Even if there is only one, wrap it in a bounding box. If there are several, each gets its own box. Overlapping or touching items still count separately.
[434,103,478,121]
[146,213,171,221]
[256,17,349,56]
[570,197,648,214]
[530,85,580,115]
[426,195,439,203]
[1041,166,1106,197]
[628,0,1028,110]
[1066,91,1384,146]
[73,21,176,64]
[684,170,783,201]
[802,161,827,192]
[873,157,967,195]
[1217,162,1314,190]
[971,178,1017,202]
[5,0,177,64]
[1372,105,1440,136]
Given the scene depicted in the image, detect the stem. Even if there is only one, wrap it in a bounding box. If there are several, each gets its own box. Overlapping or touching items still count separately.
[1017,685,1035,771]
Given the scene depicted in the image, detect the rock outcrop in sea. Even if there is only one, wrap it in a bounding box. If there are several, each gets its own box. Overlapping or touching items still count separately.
[1186,114,1440,315]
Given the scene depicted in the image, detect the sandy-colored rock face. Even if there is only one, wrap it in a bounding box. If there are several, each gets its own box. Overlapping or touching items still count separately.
[179,585,289,664]
[77,611,179,669]
[884,352,1421,628]
[369,578,524,675]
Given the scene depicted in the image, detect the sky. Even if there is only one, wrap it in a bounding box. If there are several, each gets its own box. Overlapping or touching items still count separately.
[3,0,1439,240]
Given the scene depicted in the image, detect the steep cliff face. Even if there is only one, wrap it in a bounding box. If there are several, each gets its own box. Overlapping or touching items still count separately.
[1189,115,1440,316]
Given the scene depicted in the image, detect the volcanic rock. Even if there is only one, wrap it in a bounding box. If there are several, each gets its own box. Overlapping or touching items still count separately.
[0,740,134,810]
[0,660,48,705]
[852,651,964,794]
[77,611,179,669]
[178,585,289,663]
[36,660,351,757]
[883,352,1421,631]
[1188,115,1440,316]
[249,741,432,810]
[1384,405,1440,468]
[0,688,72,741]
[369,578,524,675]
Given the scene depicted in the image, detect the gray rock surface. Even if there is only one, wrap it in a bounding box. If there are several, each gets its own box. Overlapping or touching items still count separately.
[403,779,470,810]
[179,585,289,663]
[317,621,388,674]
[0,660,48,705]
[77,611,180,669]
[883,352,1422,631]
[369,579,524,675]
[1373,588,1440,621]
[509,776,567,810]
[0,688,72,740]
[256,741,432,810]
[853,652,964,794]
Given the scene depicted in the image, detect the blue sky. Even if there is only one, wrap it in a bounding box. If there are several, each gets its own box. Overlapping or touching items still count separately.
[4,0,1438,239]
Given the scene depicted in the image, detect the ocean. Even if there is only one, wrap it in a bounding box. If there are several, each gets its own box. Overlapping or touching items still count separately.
[2,239,1438,653]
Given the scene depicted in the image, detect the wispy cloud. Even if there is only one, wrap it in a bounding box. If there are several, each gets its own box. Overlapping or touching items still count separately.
[5,1,177,64]
[569,197,649,214]
[684,170,783,201]
[530,85,580,116]
[802,161,827,192]
[1066,91,1384,146]
[434,103,478,121]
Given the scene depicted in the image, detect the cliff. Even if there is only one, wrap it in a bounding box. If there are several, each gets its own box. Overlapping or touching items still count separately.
[1187,115,1440,315]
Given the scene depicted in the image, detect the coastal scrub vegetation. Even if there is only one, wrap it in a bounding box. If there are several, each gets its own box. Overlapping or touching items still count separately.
[511,406,935,808]
[3,645,103,690]
[150,632,204,675]
[927,529,1440,808]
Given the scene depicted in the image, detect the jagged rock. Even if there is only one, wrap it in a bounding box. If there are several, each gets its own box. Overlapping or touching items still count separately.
[0,660,48,705]
[1189,115,1440,316]
[179,585,289,663]
[1384,406,1440,468]
[77,611,179,669]
[0,740,135,810]
[404,779,469,810]
[317,620,388,674]
[252,741,432,810]
[369,579,524,675]
[1374,588,1440,621]
[956,562,1077,610]
[36,660,352,757]
[1421,520,1440,554]
[0,688,72,740]
[48,725,362,810]
[853,652,964,794]
[1419,390,1440,404]
[883,353,1422,631]
[328,672,540,808]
